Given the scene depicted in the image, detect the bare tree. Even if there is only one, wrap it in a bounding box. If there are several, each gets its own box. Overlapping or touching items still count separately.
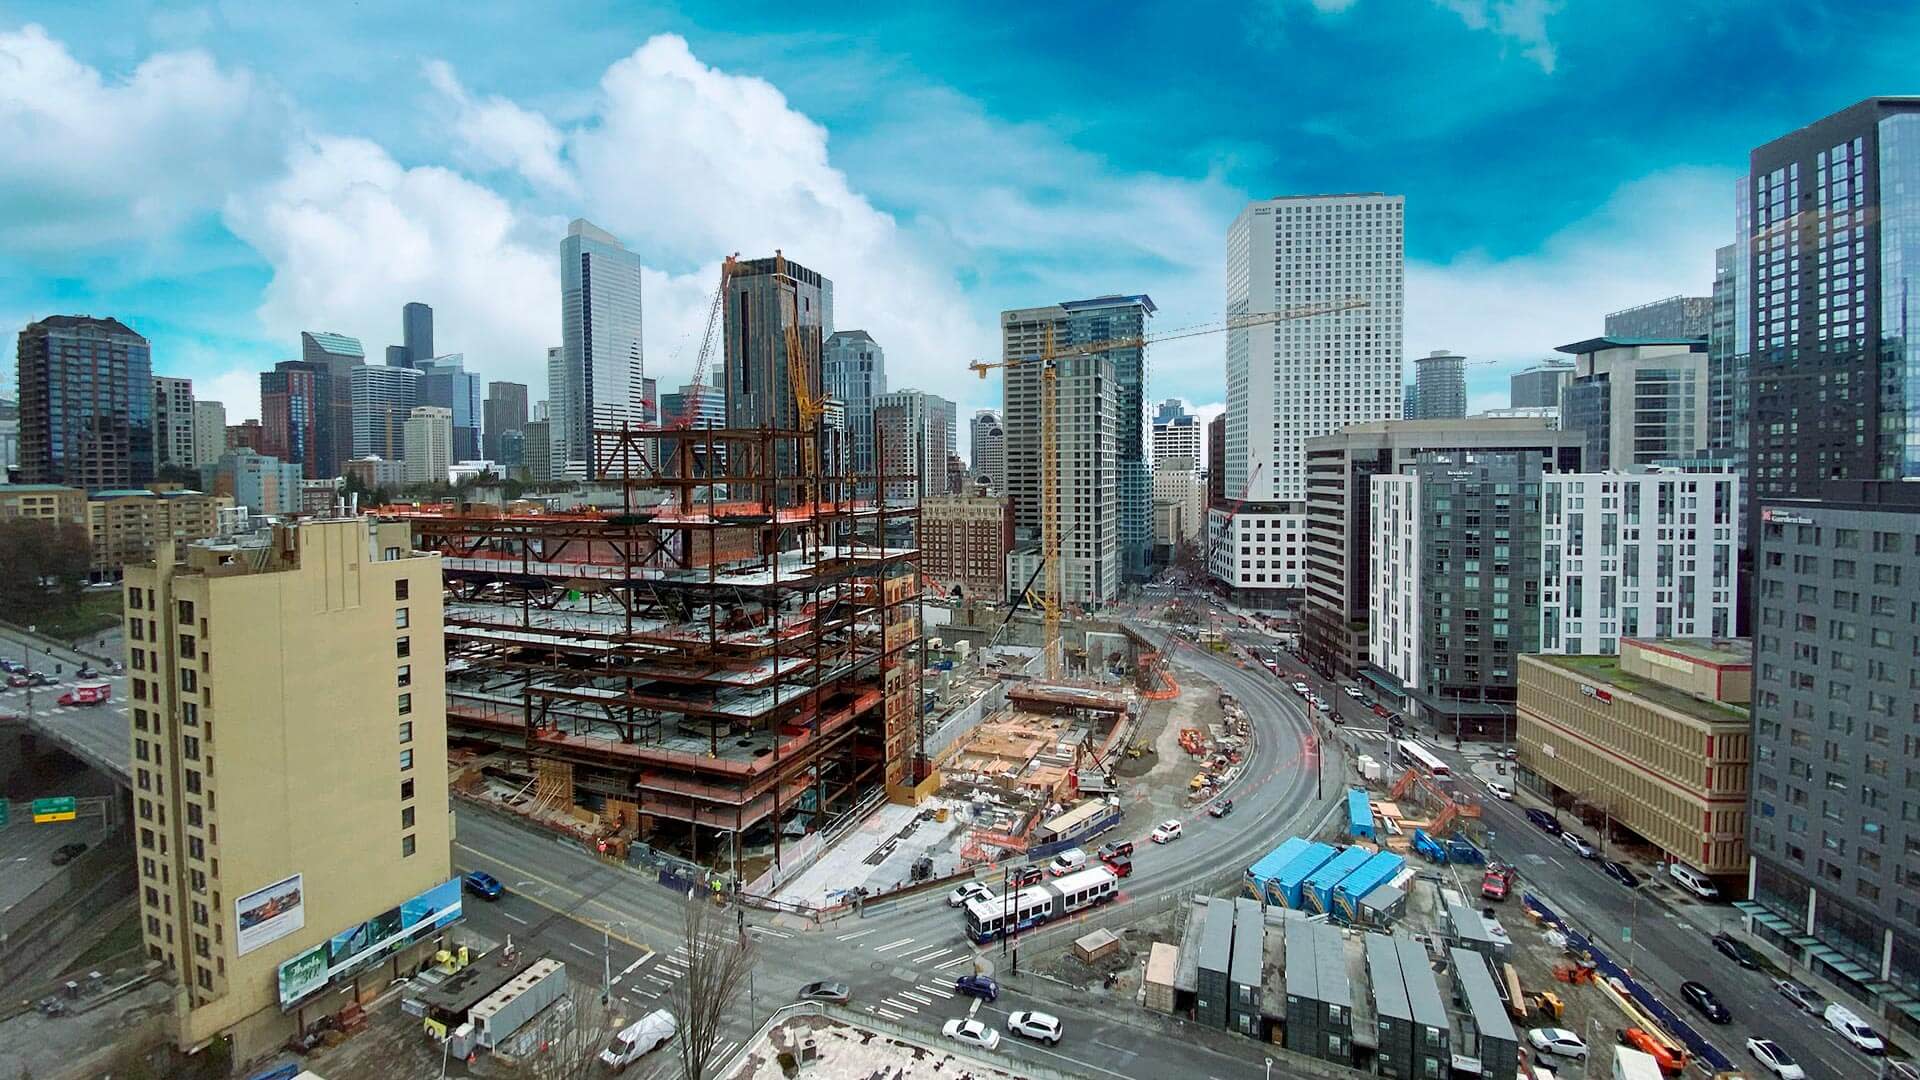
[516,984,616,1080]
[668,894,757,1080]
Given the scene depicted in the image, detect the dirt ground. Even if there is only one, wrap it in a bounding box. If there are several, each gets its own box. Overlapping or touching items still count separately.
[1027,900,1191,1000]
[1110,678,1222,837]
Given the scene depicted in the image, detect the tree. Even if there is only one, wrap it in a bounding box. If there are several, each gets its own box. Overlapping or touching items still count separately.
[0,520,90,617]
[668,894,757,1080]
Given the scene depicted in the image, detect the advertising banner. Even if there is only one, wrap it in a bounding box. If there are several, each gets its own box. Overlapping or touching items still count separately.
[235,873,305,956]
[276,877,462,1009]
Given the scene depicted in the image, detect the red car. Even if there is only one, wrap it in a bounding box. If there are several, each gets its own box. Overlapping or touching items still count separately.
[1101,854,1133,878]
[1372,704,1391,719]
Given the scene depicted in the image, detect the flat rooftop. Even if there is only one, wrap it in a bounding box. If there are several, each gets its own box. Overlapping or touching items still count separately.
[1623,636,1752,669]
[1529,654,1750,723]
[725,1013,1049,1080]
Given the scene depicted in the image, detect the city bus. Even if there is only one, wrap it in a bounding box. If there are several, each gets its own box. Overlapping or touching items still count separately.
[962,864,1118,943]
[1396,739,1451,779]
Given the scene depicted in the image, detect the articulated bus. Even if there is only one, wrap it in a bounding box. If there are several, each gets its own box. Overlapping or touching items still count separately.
[963,865,1118,943]
[1397,739,1451,779]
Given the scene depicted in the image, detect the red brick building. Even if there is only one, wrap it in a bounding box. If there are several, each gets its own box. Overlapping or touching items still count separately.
[921,495,1013,602]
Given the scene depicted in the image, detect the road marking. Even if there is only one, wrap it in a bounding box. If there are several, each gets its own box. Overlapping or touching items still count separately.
[935,955,973,971]
[749,927,792,939]
[917,984,955,998]
[619,957,644,977]
[568,942,595,957]
[881,997,920,1013]
[453,841,650,953]
[966,998,981,1018]
[905,947,951,964]
[1091,1037,1138,1057]
[900,991,934,1005]
[643,974,673,987]
[502,911,529,925]
[836,928,880,941]
[876,1008,905,1020]
[872,937,916,953]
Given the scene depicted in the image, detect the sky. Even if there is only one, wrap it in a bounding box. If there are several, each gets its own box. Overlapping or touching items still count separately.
[3,1,1917,461]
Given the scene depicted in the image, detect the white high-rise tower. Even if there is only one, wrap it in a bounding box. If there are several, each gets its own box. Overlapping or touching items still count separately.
[1214,193,1403,605]
[559,219,645,477]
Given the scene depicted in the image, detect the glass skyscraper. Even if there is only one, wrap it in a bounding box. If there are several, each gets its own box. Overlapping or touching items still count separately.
[559,219,645,476]
[16,315,154,489]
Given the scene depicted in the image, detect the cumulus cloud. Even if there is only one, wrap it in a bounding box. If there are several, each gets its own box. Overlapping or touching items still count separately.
[222,135,558,394]
[0,23,285,250]
[1435,0,1562,73]
[422,59,575,195]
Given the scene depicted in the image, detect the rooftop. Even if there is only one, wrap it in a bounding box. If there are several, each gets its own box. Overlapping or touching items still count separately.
[0,483,82,493]
[1554,335,1707,355]
[1624,636,1751,669]
[1528,653,1750,722]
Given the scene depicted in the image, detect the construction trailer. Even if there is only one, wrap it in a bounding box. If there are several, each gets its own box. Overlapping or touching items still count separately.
[1227,897,1266,1036]
[1246,837,1312,901]
[1196,897,1237,1028]
[1448,947,1519,1080]
[1283,919,1353,1065]
[1304,846,1373,916]
[1333,851,1407,923]
[1269,841,1339,909]
[389,418,925,879]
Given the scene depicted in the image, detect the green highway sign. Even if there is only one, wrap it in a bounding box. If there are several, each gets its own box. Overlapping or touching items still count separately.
[32,796,77,823]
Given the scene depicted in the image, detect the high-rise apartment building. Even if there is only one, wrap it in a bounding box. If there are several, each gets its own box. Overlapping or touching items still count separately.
[1604,296,1712,338]
[824,330,886,479]
[1538,471,1740,653]
[920,494,1013,602]
[1216,194,1403,605]
[1303,419,1582,680]
[209,451,301,515]
[413,356,482,462]
[153,376,196,470]
[401,302,434,368]
[1746,98,1920,522]
[1708,244,1746,454]
[724,254,831,481]
[0,398,17,476]
[1001,302,1122,606]
[259,361,325,480]
[191,401,227,467]
[1370,449,1547,739]
[520,420,551,483]
[350,364,421,461]
[559,220,646,476]
[86,488,230,581]
[1746,482,1920,1012]
[1509,360,1574,410]
[482,381,529,463]
[969,410,1005,490]
[17,315,155,489]
[299,331,364,479]
[402,407,453,485]
[1411,350,1467,420]
[1152,398,1201,469]
[125,516,452,1059]
[226,420,263,453]
[873,390,954,502]
[1559,336,1709,470]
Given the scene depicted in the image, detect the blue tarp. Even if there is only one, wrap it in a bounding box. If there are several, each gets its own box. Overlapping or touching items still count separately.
[1245,837,1312,900]
[1304,846,1372,914]
[1347,788,1375,839]
[1523,893,1734,1073]
[1270,841,1339,908]
[1334,851,1406,921]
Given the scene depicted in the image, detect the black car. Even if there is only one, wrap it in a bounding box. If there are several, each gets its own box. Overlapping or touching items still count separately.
[1601,860,1639,888]
[1680,980,1731,1024]
[1208,799,1234,818]
[1096,839,1134,861]
[1711,932,1759,969]
[1524,808,1563,836]
[51,842,87,866]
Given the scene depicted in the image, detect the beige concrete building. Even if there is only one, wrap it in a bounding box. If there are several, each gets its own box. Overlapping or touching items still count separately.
[1516,637,1752,878]
[87,488,230,580]
[1151,454,1203,550]
[0,482,86,523]
[402,406,452,485]
[124,516,451,1059]
[921,494,1012,602]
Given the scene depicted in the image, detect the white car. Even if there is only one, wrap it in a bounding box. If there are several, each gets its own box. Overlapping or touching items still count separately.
[942,1017,1001,1051]
[1006,1010,1063,1045]
[1744,1038,1805,1080]
[1343,686,1364,699]
[1151,820,1183,843]
[1484,779,1514,801]
[1526,1027,1588,1060]
[1823,1003,1886,1054]
[1560,831,1597,859]
[947,882,993,908]
[1291,682,1310,696]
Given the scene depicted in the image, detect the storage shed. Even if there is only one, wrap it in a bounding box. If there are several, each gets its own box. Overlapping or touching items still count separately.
[1144,942,1180,1014]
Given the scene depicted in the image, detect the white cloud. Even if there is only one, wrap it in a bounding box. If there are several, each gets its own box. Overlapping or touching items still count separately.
[421,60,576,195]
[1434,0,1562,72]
[0,23,285,250]
[222,134,558,396]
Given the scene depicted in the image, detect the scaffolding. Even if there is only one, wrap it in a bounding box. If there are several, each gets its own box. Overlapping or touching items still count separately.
[384,420,926,874]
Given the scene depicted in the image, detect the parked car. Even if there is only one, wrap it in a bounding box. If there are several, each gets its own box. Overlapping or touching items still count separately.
[1711,931,1759,969]
[1483,779,1514,801]
[1208,799,1234,818]
[462,871,504,900]
[1667,861,1721,900]
[1560,831,1597,859]
[1525,808,1562,836]
[1048,848,1088,876]
[942,1018,1001,1051]
[1526,1028,1588,1060]
[1343,686,1364,699]
[954,975,999,1003]
[948,882,993,908]
[1291,682,1310,696]
[1372,703,1392,718]
[1823,1003,1886,1055]
[1151,820,1183,844]
[51,842,87,866]
[1006,1010,1063,1045]
[0,659,23,674]
[1101,854,1133,878]
[1680,980,1731,1024]
[1773,979,1823,1013]
[599,1009,676,1072]
[1617,1027,1687,1074]
[1096,839,1133,861]
[1600,860,1639,888]
[1745,1038,1805,1080]
[795,981,850,1004]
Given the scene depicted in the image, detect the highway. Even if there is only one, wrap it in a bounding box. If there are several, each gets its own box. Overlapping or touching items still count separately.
[0,627,133,781]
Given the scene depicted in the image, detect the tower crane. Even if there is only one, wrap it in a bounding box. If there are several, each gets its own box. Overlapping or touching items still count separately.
[969,297,1367,680]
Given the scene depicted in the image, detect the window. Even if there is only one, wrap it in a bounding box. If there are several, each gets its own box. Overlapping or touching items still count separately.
[396,636,410,659]
[394,608,409,629]
[402,806,415,830]
[401,778,415,801]
[176,600,194,624]
[395,578,409,600]
[399,721,413,744]
[397,693,412,715]
[401,834,416,858]
[179,667,197,692]
[400,749,414,771]
[397,665,412,688]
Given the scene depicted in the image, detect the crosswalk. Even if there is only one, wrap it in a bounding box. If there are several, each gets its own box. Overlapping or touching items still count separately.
[877,978,955,1020]
[1342,728,1393,742]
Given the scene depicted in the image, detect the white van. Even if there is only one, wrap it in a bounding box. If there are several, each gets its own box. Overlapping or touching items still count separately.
[1667,862,1719,900]
[1048,848,1088,877]
[1823,1003,1886,1055]
[599,1009,677,1072]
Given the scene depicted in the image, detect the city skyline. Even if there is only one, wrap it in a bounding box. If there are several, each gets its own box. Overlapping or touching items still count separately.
[8,9,1917,442]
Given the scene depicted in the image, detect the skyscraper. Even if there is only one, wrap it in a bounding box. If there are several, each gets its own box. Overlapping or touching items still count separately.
[1745,97,1920,513]
[351,364,422,460]
[658,383,727,479]
[1558,336,1709,469]
[1206,413,1225,507]
[1411,350,1467,419]
[724,253,831,440]
[1508,360,1574,410]
[1151,398,1200,469]
[17,315,154,489]
[153,375,196,470]
[1708,244,1744,455]
[969,409,1004,489]
[559,220,645,476]
[190,400,227,467]
[873,390,954,502]
[259,361,325,479]
[413,355,482,461]
[1216,193,1404,605]
[482,381,529,463]
[402,301,434,368]
[403,406,453,484]
[544,346,565,462]
[299,331,364,478]
[824,330,886,478]
[1603,295,1712,338]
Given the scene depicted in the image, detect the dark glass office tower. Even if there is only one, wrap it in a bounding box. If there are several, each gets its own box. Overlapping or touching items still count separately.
[16,315,154,489]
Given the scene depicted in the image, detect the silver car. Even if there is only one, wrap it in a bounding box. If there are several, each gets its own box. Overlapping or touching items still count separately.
[796,981,849,1004]
[1006,1010,1062,1045]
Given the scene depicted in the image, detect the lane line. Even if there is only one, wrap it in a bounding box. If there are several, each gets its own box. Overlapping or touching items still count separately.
[916,984,955,998]
[453,840,651,952]
[872,937,916,953]
[876,1008,905,1020]
[836,928,880,941]
[750,927,792,940]
[900,991,934,1005]
[906,947,951,964]
[935,955,973,971]
[880,998,920,1013]
[568,942,595,957]
[502,911,529,925]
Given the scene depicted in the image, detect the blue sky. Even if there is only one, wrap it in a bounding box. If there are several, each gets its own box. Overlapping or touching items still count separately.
[3,1,1917,449]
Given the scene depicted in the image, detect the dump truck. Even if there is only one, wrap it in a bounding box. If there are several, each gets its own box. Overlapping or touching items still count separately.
[1482,864,1516,902]
[57,681,111,706]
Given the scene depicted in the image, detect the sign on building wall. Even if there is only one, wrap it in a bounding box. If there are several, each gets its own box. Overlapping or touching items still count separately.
[236,873,306,956]
[276,877,462,1009]
[1578,684,1613,704]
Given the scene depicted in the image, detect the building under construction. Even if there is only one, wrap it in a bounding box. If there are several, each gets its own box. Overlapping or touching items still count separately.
[386,256,928,877]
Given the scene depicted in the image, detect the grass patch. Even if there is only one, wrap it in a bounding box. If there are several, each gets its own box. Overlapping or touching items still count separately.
[21,590,124,643]
[73,909,144,969]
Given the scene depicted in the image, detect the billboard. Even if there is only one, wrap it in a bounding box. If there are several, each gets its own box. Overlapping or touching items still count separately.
[235,874,306,956]
[276,877,462,1009]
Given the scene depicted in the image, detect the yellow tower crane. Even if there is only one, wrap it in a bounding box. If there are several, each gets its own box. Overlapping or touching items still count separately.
[969,297,1368,680]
